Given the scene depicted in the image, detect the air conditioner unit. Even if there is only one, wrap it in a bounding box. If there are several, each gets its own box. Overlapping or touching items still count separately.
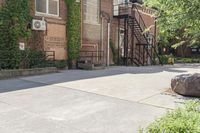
[32,19,46,31]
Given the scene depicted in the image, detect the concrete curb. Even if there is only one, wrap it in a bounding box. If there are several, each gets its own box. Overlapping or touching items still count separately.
[0,67,58,80]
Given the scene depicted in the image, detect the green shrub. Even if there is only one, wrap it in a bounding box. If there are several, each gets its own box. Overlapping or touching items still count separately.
[159,55,173,64]
[54,60,68,69]
[140,101,200,133]
[20,49,46,68]
[175,57,200,63]
[20,50,68,69]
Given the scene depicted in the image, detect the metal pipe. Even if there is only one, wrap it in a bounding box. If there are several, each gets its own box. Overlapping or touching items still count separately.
[107,23,110,67]
[101,17,104,64]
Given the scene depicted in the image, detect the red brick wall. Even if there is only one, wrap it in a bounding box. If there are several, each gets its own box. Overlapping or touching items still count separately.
[30,0,67,60]
[81,0,157,65]
[1,0,68,60]
[81,0,103,63]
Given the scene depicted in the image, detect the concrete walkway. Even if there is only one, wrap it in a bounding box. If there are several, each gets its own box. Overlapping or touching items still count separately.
[0,64,199,133]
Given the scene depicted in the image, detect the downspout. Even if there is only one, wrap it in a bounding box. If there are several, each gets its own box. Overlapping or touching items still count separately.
[101,15,104,65]
[101,11,111,67]
[107,22,111,67]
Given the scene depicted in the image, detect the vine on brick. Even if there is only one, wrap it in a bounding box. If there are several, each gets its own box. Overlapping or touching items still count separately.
[0,0,31,69]
[65,0,81,67]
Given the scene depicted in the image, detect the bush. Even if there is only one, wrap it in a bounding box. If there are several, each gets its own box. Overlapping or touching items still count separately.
[54,60,68,69]
[175,57,200,63]
[20,49,46,68]
[140,101,200,133]
[159,55,174,64]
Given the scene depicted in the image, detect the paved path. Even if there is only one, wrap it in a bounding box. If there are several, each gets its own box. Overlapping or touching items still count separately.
[0,64,199,133]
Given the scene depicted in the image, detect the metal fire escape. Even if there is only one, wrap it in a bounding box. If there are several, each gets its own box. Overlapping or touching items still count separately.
[114,2,162,66]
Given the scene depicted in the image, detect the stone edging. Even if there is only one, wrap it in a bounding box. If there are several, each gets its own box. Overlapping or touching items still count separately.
[0,67,58,80]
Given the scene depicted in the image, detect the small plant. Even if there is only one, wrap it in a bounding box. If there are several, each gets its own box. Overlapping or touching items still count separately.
[54,60,68,69]
[20,49,46,68]
[140,100,200,133]
[159,55,174,64]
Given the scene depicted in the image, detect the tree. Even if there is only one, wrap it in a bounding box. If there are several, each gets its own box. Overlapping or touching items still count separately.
[144,0,200,56]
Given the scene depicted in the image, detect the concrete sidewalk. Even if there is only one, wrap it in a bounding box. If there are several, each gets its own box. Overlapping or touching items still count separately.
[0,64,199,133]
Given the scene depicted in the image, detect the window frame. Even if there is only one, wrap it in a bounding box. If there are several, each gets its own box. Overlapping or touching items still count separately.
[83,0,100,25]
[35,0,60,17]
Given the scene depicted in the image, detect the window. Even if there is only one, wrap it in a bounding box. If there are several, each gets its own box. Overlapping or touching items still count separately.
[83,0,100,24]
[35,0,59,16]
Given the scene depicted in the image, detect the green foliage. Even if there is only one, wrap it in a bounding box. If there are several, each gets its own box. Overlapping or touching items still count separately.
[140,100,200,133]
[65,0,81,61]
[0,0,31,69]
[175,57,200,63]
[144,0,200,50]
[20,49,46,68]
[20,50,68,69]
[159,54,174,64]
[54,60,68,69]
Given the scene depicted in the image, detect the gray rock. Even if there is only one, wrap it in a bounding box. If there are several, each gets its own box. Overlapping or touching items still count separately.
[171,73,200,97]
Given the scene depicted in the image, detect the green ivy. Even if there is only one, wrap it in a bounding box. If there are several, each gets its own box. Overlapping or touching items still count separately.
[65,0,81,62]
[0,0,31,69]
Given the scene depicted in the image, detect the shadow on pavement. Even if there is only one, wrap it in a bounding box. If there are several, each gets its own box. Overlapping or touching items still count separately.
[0,63,199,93]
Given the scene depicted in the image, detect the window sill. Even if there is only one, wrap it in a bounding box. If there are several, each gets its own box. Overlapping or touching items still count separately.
[83,21,100,26]
[35,13,61,20]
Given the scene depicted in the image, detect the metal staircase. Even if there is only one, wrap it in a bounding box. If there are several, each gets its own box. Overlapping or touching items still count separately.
[114,2,162,66]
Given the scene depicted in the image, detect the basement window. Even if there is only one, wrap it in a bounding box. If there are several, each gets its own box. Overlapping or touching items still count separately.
[83,0,100,24]
[35,0,59,17]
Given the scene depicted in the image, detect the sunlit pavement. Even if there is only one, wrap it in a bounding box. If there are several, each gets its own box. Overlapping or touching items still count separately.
[0,64,199,133]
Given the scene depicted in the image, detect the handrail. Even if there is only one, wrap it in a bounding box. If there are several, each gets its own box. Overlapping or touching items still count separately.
[113,2,156,16]
[79,51,104,64]
[133,3,156,16]
[132,4,162,65]
[132,4,148,34]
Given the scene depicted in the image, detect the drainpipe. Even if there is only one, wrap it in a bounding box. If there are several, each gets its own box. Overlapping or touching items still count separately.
[101,16,104,65]
[107,22,111,67]
[101,11,111,67]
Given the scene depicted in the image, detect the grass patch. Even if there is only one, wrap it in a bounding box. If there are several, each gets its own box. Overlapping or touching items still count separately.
[140,100,200,133]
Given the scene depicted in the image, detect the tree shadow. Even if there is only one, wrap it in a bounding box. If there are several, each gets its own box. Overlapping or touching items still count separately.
[0,63,199,93]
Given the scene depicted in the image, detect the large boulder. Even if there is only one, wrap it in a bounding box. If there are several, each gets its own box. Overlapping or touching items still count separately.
[171,73,200,97]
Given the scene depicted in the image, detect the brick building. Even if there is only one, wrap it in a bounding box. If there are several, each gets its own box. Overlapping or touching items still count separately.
[30,0,67,60]
[1,0,158,67]
[81,0,159,66]
[0,0,68,61]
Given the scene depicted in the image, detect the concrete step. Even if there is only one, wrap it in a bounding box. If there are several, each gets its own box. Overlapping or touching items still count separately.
[78,63,105,70]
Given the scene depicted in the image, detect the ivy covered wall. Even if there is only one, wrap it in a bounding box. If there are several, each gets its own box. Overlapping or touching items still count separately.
[0,0,31,69]
[65,0,81,66]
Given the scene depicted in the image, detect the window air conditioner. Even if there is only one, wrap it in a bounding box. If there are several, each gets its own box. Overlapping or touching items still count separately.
[32,19,46,31]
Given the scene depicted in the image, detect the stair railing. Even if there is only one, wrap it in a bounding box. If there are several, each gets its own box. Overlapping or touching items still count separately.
[132,4,149,37]
[131,4,163,65]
